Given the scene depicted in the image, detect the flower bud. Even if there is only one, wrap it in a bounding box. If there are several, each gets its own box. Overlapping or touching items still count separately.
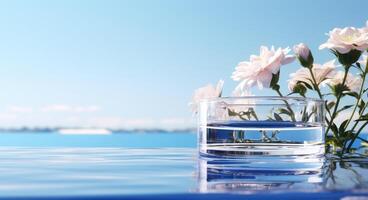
[294,43,314,68]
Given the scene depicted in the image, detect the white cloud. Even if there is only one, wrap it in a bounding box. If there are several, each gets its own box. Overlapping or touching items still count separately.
[41,105,71,112]
[0,104,194,130]
[86,117,156,129]
[41,105,100,113]
[8,106,33,113]
[85,117,194,130]
[74,106,100,113]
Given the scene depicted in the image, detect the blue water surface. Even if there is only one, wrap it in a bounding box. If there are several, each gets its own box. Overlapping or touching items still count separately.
[0,132,196,148]
[0,132,365,200]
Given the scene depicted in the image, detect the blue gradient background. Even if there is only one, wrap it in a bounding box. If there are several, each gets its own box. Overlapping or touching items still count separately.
[0,0,366,128]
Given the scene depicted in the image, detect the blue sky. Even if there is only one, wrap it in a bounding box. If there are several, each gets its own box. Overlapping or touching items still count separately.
[0,0,366,129]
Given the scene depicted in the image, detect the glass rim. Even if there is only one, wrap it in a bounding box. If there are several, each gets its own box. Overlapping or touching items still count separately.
[199,96,325,104]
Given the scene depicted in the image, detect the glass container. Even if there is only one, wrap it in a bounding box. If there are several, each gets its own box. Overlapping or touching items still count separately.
[198,96,325,157]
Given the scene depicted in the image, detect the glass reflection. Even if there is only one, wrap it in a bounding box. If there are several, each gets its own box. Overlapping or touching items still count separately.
[196,141,368,193]
[324,156,368,190]
[198,155,326,193]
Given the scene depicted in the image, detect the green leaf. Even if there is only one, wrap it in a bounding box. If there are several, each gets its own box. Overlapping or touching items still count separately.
[278,108,291,116]
[302,111,308,122]
[327,101,336,110]
[330,123,339,135]
[238,111,251,120]
[344,130,354,140]
[358,100,366,114]
[344,91,359,99]
[228,109,238,116]
[331,83,349,96]
[248,108,259,121]
[356,113,368,122]
[339,119,349,134]
[274,113,283,121]
[336,105,354,114]
[363,88,368,94]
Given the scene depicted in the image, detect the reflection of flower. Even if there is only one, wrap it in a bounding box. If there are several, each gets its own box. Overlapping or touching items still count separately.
[189,80,224,113]
[288,60,336,91]
[319,25,368,54]
[232,46,295,91]
[326,71,362,93]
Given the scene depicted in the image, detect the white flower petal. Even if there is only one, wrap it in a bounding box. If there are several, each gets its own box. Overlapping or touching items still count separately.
[281,55,296,65]
[320,22,368,53]
[326,71,362,93]
[288,60,336,92]
[189,80,224,114]
[232,46,294,89]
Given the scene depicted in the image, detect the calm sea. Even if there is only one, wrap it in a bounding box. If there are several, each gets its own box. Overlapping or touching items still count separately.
[0,132,197,148]
[0,132,364,199]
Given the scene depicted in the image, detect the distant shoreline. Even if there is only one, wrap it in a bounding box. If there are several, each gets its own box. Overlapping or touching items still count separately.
[0,127,196,134]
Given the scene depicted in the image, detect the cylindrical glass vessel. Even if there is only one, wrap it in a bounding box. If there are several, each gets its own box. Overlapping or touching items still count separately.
[198,96,325,157]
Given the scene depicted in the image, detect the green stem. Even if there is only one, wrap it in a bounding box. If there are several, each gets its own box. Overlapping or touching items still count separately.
[306,67,335,140]
[325,67,349,138]
[341,64,368,153]
[345,101,368,153]
[274,86,296,122]
[346,120,368,152]
[307,67,323,97]
[307,67,332,117]
[346,88,368,138]
[344,71,367,131]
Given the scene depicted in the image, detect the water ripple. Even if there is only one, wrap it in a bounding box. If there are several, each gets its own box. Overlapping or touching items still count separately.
[0,147,365,197]
[0,147,197,197]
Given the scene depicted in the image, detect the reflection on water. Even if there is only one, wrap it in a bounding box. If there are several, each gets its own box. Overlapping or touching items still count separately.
[198,155,326,193]
[0,146,366,196]
[197,145,368,194]
[324,155,368,190]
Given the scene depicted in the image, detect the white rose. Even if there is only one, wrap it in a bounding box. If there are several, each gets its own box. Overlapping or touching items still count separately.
[326,71,362,93]
[319,25,368,54]
[232,46,295,92]
[288,60,336,91]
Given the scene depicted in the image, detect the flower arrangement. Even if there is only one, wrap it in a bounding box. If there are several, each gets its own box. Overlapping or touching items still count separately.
[191,21,368,155]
